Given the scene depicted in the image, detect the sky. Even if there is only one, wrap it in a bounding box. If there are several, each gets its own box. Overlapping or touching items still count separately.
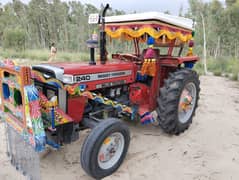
[1,0,225,15]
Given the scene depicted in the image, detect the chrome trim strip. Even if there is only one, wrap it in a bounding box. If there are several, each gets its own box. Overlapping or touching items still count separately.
[33,64,64,81]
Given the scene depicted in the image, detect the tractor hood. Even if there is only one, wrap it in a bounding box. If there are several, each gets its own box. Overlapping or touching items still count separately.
[32,60,137,85]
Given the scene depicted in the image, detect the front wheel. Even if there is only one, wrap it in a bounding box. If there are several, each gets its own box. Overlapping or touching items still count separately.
[80,118,130,179]
[157,68,200,135]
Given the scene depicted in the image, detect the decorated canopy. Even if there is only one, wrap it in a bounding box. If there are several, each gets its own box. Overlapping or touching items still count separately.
[105,12,194,43]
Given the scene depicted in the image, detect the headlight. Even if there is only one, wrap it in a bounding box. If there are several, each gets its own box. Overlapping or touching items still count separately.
[62,74,74,84]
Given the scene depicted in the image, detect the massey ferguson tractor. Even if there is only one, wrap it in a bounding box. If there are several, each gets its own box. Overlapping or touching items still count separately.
[0,4,200,179]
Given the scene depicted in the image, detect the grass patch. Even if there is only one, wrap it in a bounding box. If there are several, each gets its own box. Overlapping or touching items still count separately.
[213,71,222,76]
[194,62,205,76]
[230,73,238,81]
[0,48,89,63]
[194,57,239,79]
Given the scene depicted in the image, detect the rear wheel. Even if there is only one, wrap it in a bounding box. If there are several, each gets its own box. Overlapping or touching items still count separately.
[80,118,130,179]
[157,68,200,135]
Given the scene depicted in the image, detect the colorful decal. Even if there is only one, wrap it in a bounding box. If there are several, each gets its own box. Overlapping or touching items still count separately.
[39,92,74,127]
[106,27,192,42]
[140,112,155,125]
[65,84,133,114]
[0,61,46,152]
[32,69,155,124]
[31,70,64,89]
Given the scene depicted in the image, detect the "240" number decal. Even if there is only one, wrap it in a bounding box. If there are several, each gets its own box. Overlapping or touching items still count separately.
[76,75,91,82]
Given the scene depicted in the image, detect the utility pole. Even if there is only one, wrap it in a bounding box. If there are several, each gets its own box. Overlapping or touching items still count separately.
[200,12,208,75]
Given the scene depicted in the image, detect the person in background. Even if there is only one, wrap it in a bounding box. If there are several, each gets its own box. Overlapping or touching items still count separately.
[48,43,57,62]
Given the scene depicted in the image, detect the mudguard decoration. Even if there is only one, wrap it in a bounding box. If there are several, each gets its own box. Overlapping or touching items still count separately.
[0,61,46,152]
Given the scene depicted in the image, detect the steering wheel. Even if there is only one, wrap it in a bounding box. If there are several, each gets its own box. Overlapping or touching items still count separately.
[118,53,141,62]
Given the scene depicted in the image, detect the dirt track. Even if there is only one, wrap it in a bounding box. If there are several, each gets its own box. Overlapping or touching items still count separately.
[1,75,239,180]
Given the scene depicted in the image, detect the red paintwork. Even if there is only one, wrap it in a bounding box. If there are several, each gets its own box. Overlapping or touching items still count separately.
[67,96,86,123]
[178,56,199,64]
[148,59,161,110]
[129,83,150,105]
[50,60,136,75]
[51,60,136,123]
[67,55,196,121]
[47,50,198,123]
[51,60,137,91]
[160,56,199,67]
[81,75,135,91]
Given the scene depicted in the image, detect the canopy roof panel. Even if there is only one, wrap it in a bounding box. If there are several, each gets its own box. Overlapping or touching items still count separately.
[105,12,194,31]
[105,12,194,42]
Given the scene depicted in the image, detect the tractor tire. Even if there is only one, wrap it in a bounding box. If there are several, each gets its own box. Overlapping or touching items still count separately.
[80,118,130,179]
[157,68,200,135]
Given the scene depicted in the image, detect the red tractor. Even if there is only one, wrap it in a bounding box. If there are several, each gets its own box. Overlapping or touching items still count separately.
[0,4,200,179]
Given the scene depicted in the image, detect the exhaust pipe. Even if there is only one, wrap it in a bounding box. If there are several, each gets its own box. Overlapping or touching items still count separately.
[100,4,110,65]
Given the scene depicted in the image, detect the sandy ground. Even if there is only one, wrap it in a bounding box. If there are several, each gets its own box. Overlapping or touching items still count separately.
[1,75,239,180]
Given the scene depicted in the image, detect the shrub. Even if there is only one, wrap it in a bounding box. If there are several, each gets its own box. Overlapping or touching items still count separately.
[230,73,238,81]
[213,71,222,76]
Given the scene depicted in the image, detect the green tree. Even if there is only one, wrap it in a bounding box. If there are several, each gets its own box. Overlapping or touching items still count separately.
[3,28,26,50]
